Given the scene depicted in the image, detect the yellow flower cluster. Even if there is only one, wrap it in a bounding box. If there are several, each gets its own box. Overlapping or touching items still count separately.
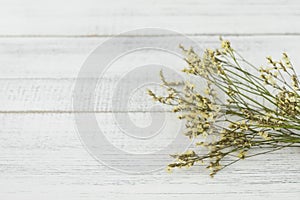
[148,39,300,177]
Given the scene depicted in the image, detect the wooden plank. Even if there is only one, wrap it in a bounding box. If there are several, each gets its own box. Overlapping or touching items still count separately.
[0,78,169,112]
[0,113,299,200]
[0,0,300,36]
[0,36,299,79]
[0,36,299,112]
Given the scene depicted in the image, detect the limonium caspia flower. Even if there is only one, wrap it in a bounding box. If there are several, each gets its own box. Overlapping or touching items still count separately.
[148,38,300,177]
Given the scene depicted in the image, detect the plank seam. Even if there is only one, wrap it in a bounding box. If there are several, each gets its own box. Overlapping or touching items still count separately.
[1,33,300,38]
[0,110,171,114]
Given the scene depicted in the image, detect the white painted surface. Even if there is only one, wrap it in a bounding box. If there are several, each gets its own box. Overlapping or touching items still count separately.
[0,0,300,36]
[0,0,299,199]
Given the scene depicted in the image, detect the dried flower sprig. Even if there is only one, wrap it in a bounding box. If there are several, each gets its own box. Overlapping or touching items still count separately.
[148,38,300,177]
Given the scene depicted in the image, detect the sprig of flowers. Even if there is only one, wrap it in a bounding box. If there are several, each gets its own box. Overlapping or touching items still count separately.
[147,38,300,177]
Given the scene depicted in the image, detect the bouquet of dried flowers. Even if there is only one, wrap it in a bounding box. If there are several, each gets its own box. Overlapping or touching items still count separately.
[147,38,300,177]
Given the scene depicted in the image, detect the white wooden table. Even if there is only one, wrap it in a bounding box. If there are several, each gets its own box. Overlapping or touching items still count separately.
[0,0,299,199]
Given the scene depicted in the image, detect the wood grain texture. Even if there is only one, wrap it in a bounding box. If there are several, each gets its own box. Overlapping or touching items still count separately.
[1,36,300,79]
[0,36,299,112]
[0,36,299,199]
[0,114,299,200]
[0,0,300,199]
[0,0,300,36]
